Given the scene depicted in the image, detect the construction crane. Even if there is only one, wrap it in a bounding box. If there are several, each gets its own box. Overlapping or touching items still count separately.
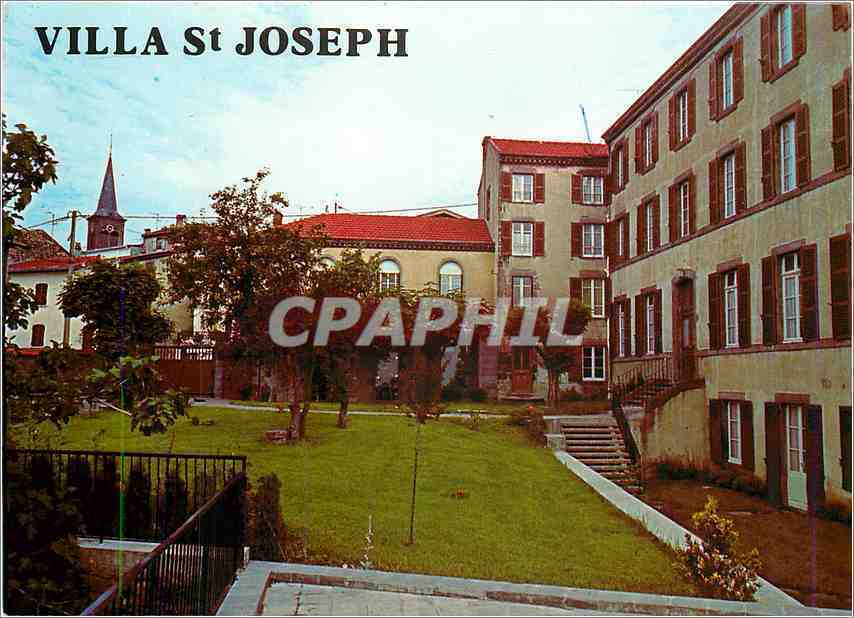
[579,104,592,142]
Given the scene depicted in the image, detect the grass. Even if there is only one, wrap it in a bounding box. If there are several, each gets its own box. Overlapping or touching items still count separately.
[225,399,612,415]
[642,479,852,609]
[15,406,690,596]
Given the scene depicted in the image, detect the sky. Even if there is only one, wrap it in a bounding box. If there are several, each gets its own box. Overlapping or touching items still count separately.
[2,1,731,247]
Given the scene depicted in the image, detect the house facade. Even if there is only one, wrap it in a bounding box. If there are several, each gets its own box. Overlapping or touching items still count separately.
[477,137,610,399]
[601,3,851,511]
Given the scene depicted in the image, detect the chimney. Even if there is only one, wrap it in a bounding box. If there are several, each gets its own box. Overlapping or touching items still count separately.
[176,214,187,225]
[144,228,151,234]
[272,211,283,226]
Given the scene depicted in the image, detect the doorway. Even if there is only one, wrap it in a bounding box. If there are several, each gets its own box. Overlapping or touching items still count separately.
[784,404,808,510]
[672,278,696,382]
[511,347,533,395]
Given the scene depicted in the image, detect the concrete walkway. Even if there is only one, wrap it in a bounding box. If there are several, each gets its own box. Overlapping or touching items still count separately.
[262,583,628,616]
[190,398,508,418]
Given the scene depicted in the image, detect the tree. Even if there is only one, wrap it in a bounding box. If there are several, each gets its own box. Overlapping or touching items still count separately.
[59,260,173,360]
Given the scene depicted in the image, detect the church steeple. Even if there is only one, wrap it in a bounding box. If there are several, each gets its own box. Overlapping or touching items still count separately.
[86,145,126,251]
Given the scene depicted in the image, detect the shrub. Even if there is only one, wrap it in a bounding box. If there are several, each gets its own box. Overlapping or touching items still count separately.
[238,384,253,401]
[124,462,153,539]
[88,457,120,538]
[467,387,487,402]
[259,383,271,402]
[441,383,464,401]
[675,496,761,601]
[506,409,530,427]
[158,468,189,537]
[248,473,304,561]
[817,498,853,526]
[526,412,547,446]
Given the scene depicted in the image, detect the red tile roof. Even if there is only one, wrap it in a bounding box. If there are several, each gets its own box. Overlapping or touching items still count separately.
[487,138,608,159]
[285,213,494,251]
[7,229,69,264]
[8,256,100,273]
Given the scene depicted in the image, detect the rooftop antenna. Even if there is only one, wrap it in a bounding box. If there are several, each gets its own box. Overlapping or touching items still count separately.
[579,105,592,142]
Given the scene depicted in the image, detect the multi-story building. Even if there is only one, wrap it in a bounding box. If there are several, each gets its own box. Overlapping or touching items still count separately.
[601,3,851,512]
[477,137,610,398]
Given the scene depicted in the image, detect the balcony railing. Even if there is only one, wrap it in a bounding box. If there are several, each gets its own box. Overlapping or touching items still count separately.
[83,472,247,615]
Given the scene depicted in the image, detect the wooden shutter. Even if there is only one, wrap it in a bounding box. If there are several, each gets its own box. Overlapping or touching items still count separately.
[653,289,663,354]
[636,203,646,255]
[833,5,851,31]
[688,174,697,234]
[805,405,826,513]
[764,402,783,506]
[708,158,721,224]
[761,125,776,200]
[635,294,645,357]
[668,183,678,243]
[571,174,583,204]
[605,278,612,319]
[634,126,643,173]
[829,233,851,339]
[31,324,45,347]
[733,38,744,104]
[668,95,677,151]
[610,299,619,357]
[708,272,722,350]
[793,4,807,60]
[34,283,48,305]
[651,113,659,165]
[621,213,630,259]
[651,195,661,250]
[741,401,755,470]
[570,223,582,257]
[841,407,852,492]
[737,263,751,348]
[687,79,696,137]
[533,173,545,203]
[761,255,778,344]
[708,59,718,120]
[533,221,545,256]
[500,172,512,201]
[710,400,723,464]
[800,243,819,341]
[569,277,582,302]
[735,142,747,213]
[623,299,632,358]
[832,78,851,171]
[795,105,811,187]
[621,142,630,188]
[500,221,512,257]
[760,12,773,82]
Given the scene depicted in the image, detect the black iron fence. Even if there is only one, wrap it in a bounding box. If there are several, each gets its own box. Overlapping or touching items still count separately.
[83,472,247,615]
[8,449,246,541]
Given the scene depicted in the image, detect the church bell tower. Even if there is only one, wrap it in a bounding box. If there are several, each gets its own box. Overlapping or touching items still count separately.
[86,147,125,251]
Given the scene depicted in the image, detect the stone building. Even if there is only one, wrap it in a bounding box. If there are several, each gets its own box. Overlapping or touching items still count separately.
[600,3,851,511]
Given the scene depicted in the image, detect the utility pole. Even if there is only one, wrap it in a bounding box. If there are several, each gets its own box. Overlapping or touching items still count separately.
[62,210,78,347]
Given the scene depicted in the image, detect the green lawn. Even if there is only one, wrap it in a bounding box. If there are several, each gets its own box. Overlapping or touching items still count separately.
[226,399,612,415]
[14,407,690,595]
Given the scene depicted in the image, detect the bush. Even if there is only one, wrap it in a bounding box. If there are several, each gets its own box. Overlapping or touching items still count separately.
[158,469,189,537]
[124,462,153,539]
[239,384,253,401]
[675,496,761,601]
[817,498,853,526]
[88,457,120,538]
[506,409,530,427]
[467,387,488,402]
[248,473,304,561]
[526,412,547,446]
[441,383,464,401]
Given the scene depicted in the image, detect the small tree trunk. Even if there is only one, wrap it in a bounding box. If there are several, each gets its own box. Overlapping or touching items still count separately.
[337,399,349,428]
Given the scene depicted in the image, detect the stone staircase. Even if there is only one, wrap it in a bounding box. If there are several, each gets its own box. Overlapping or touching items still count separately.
[620,378,675,409]
[560,416,642,494]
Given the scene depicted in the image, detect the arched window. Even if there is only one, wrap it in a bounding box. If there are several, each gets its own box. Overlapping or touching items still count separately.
[379,259,401,291]
[439,261,463,295]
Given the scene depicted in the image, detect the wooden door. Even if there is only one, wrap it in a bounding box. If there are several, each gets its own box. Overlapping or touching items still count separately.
[765,402,784,506]
[805,405,826,513]
[511,347,533,394]
[672,279,696,382]
[841,406,852,493]
[785,405,808,510]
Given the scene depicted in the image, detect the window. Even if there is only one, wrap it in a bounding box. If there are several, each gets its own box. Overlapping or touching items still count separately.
[643,122,653,169]
[777,4,793,67]
[727,401,742,464]
[679,181,690,238]
[512,174,533,203]
[646,296,655,355]
[617,219,625,257]
[512,222,533,256]
[583,347,605,381]
[678,90,689,141]
[156,237,166,251]
[582,176,604,204]
[439,261,463,295]
[646,202,655,253]
[723,153,736,218]
[781,252,801,341]
[512,276,533,308]
[582,224,604,257]
[786,404,804,473]
[379,259,401,291]
[617,304,626,357]
[31,324,45,347]
[582,279,605,318]
[779,117,796,193]
[724,270,738,347]
[34,283,48,306]
[721,50,734,109]
[616,148,625,187]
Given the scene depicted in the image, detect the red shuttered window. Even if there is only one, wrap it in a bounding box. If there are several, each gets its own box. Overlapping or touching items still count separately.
[832,71,852,172]
[761,4,807,83]
[761,102,811,201]
[634,112,659,174]
[833,4,851,31]
[829,233,851,340]
[709,37,744,121]
[669,79,696,151]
